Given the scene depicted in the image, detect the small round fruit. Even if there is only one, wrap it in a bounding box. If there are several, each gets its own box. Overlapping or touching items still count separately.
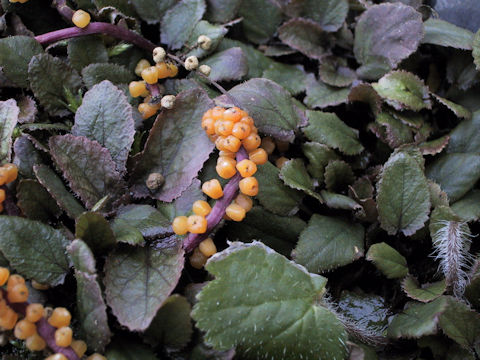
[156,62,170,79]
[8,283,29,303]
[7,274,25,292]
[146,172,165,190]
[135,59,151,77]
[223,135,241,153]
[161,95,176,109]
[216,156,237,179]
[153,47,166,63]
[172,216,188,235]
[242,133,261,152]
[187,215,207,234]
[231,122,251,140]
[211,106,225,120]
[240,116,254,127]
[46,354,68,360]
[236,159,257,178]
[14,320,36,340]
[261,137,276,155]
[31,280,49,290]
[129,81,148,98]
[215,120,234,136]
[202,179,223,199]
[202,117,216,135]
[189,248,208,269]
[0,189,5,203]
[234,194,253,212]
[26,303,44,323]
[0,307,18,330]
[166,63,178,77]
[0,267,9,286]
[215,136,228,152]
[25,333,46,351]
[275,156,289,169]
[275,139,290,153]
[199,238,216,257]
[239,176,259,196]
[48,307,71,328]
[248,148,268,165]
[197,35,212,50]
[141,66,159,84]
[0,299,8,317]
[71,340,88,358]
[225,203,246,222]
[72,10,91,28]
[184,56,199,71]
[223,107,245,122]
[138,103,158,119]
[192,200,211,217]
[55,326,73,347]
[219,150,236,159]
[198,64,211,76]
[86,354,107,360]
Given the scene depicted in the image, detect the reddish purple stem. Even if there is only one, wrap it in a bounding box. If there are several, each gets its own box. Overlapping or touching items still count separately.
[34,22,156,52]
[183,147,248,252]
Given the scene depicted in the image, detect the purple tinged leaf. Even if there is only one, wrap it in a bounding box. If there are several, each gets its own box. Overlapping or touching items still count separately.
[0,99,19,164]
[239,0,283,44]
[13,136,42,178]
[16,96,37,124]
[72,80,135,172]
[422,18,474,50]
[130,88,214,201]
[201,47,248,82]
[104,238,184,331]
[48,134,127,211]
[16,179,61,222]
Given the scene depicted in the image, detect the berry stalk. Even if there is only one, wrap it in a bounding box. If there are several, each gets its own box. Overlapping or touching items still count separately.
[34,22,156,52]
[183,146,248,252]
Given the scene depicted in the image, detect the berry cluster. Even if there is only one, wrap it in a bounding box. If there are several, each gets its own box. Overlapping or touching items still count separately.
[173,107,268,268]
[0,163,18,213]
[0,268,105,360]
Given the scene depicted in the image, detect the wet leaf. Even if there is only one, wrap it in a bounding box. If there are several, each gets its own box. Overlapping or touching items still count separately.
[319,57,357,87]
[474,29,480,70]
[432,94,472,120]
[205,0,241,23]
[366,242,408,279]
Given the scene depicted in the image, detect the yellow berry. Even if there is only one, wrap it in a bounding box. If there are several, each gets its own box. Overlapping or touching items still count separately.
[86,353,107,360]
[248,148,268,165]
[187,215,207,234]
[199,238,217,257]
[236,159,257,178]
[211,106,225,120]
[215,120,234,136]
[216,156,237,179]
[0,189,5,203]
[138,102,158,119]
[232,122,251,140]
[0,267,9,286]
[155,62,170,79]
[26,303,44,323]
[276,156,289,169]
[72,10,91,28]
[189,248,208,269]
[261,136,276,155]
[239,176,259,196]
[46,354,68,360]
[7,274,25,292]
[55,326,73,347]
[141,66,159,84]
[202,179,223,199]
[48,307,71,328]
[192,200,211,216]
[135,59,151,77]
[166,63,178,77]
[242,133,261,152]
[0,307,18,330]
[225,203,246,222]
[234,194,253,212]
[201,117,216,135]
[172,216,188,235]
[219,150,236,159]
[129,81,149,98]
[31,280,49,290]
[223,135,241,153]
[25,333,46,351]
[223,107,245,122]
[8,283,28,303]
[14,319,36,340]
[71,339,88,358]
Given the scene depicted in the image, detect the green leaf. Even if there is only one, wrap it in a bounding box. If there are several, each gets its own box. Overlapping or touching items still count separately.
[49,134,127,211]
[302,142,339,182]
[144,294,193,349]
[401,276,446,303]
[320,190,363,212]
[192,242,348,360]
[465,260,480,308]
[81,63,135,89]
[366,242,408,279]
[278,18,328,60]
[157,178,204,222]
[319,57,357,88]
[279,159,323,202]
[0,99,19,164]
[0,36,43,87]
[262,62,308,96]
[16,179,61,222]
[324,160,354,192]
[438,296,480,347]
[205,0,241,23]
[255,161,303,216]
[433,94,472,120]
[387,297,448,339]
[131,0,175,23]
[474,29,480,70]
[72,80,135,172]
[104,239,184,331]
[239,0,282,44]
[75,212,116,253]
[28,53,82,117]
[372,71,431,111]
[130,88,214,201]
[354,3,423,79]
[67,36,109,72]
[185,20,227,59]
[219,78,307,142]
[111,219,144,246]
[451,190,480,222]
[201,48,248,82]
[160,0,206,50]
[422,18,474,50]
[446,109,480,153]
[305,75,350,110]
[67,239,112,352]
[348,82,382,115]
[293,214,364,272]
[376,150,431,236]
[0,216,70,286]
[114,204,171,238]
[33,164,86,219]
[224,206,306,256]
[299,0,349,32]
[13,136,42,178]
[106,339,160,360]
[426,153,480,203]
[374,112,414,148]
[303,110,364,155]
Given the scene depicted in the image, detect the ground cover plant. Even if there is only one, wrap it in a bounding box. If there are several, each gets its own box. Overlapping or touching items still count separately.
[0,0,480,358]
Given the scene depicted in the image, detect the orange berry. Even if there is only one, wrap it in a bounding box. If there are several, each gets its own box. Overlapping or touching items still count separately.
[0,169,7,186]
[215,120,234,136]
[199,238,217,257]
[215,136,228,152]
[202,108,213,121]
[155,62,169,79]
[55,326,73,347]
[0,267,9,286]
[275,139,290,153]
[128,81,149,98]
[135,59,150,77]
[202,179,223,199]
[0,307,18,330]
[3,163,18,183]
[71,339,88,358]
[8,283,29,303]
[219,150,236,159]
[192,200,211,216]
[239,176,259,196]
[48,307,71,328]
[236,159,257,177]
[235,194,253,212]
[225,203,246,222]
[72,10,91,28]
[138,102,158,119]
[211,106,225,120]
[242,133,261,152]
[31,280,49,290]
[0,203,3,213]
[141,66,159,84]
[250,125,258,134]
[166,63,178,77]
[261,136,276,155]
[231,122,251,140]
[223,107,244,122]
[189,248,208,269]
[25,333,46,351]
[276,156,289,169]
[187,215,207,234]
[14,319,36,339]
[202,118,216,135]
[46,354,68,360]
[209,134,219,143]
[240,116,254,127]
[0,299,8,317]
[26,303,44,323]
[0,189,5,203]
[216,156,237,179]
[172,216,188,235]
[249,148,268,165]
[7,274,25,292]
[223,135,241,153]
